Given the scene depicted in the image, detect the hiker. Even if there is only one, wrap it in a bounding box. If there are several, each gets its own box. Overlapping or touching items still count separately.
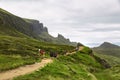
[50,52,58,58]
[39,49,45,57]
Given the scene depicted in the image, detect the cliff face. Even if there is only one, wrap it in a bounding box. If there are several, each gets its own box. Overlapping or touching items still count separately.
[28,20,48,35]
[55,34,71,45]
[57,34,69,40]
[28,21,77,46]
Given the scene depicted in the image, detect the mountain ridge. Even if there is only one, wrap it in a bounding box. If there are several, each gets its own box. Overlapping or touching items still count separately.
[98,42,120,49]
[0,8,77,46]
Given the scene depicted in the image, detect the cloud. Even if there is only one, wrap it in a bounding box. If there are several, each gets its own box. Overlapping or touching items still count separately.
[0,0,120,47]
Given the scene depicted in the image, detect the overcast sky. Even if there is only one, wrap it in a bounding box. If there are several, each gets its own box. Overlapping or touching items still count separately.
[0,0,120,47]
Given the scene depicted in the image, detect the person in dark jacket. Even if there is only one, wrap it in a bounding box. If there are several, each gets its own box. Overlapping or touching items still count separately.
[50,52,57,58]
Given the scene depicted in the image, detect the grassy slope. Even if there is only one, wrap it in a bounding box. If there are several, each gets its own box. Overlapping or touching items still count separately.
[0,8,36,71]
[92,42,120,80]
[93,48,120,58]
[0,35,74,72]
[94,52,120,66]
[0,54,36,72]
[0,8,33,37]
[94,65,120,80]
[93,52,120,80]
[14,52,101,80]
[14,47,120,80]
[92,42,120,58]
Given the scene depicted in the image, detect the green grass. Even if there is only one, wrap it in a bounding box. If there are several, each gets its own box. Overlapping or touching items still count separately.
[94,65,120,80]
[93,48,120,58]
[79,46,93,55]
[13,51,102,80]
[0,8,14,15]
[0,54,38,72]
[0,35,74,71]
[13,50,120,80]
[94,52,120,66]
[0,35,74,56]
[93,52,120,80]
[0,34,119,80]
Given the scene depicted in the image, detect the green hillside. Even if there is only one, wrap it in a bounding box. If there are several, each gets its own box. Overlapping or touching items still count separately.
[94,52,120,66]
[93,42,120,57]
[0,35,74,71]
[14,48,120,80]
[0,8,33,37]
[92,42,120,80]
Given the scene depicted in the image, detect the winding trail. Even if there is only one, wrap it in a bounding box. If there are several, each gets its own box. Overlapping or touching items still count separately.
[66,46,84,55]
[0,58,53,80]
[0,46,97,80]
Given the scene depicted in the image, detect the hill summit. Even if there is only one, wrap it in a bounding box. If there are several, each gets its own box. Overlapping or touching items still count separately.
[99,42,120,49]
[93,42,120,57]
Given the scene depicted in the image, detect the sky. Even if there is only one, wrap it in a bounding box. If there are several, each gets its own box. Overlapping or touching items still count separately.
[0,0,120,47]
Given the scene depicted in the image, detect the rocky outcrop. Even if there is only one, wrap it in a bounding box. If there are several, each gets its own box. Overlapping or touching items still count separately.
[93,55,111,68]
[57,34,69,42]
[28,20,48,35]
[43,27,48,33]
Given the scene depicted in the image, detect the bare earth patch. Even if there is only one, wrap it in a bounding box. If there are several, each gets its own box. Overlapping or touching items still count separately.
[0,58,53,80]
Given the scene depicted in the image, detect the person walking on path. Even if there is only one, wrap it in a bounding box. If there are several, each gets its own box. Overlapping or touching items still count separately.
[39,49,45,58]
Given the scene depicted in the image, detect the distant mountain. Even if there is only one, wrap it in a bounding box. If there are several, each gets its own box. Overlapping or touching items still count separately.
[0,8,77,46]
[98,42,120,49]
[93,42,120,57]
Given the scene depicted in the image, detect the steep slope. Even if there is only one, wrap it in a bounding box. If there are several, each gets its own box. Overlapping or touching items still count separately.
[93,42,120,57]
[0,35,75,72]
[14,47,119,80]
[0,8,36,38]
[0,8,77,46]
[93,42,120,80]
[94,52,120,66]
[0,8,76,72]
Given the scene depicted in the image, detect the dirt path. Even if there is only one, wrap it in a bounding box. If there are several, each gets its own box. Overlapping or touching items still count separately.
[65,51,76,55]
[88,73,97,80]
[79,46,84,51]
[0,47,84,80]
[66,46,84,55]
[0,58,53,80]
